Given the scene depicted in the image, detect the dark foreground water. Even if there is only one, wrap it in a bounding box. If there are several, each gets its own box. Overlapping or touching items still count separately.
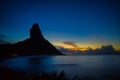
[1,55,120,80]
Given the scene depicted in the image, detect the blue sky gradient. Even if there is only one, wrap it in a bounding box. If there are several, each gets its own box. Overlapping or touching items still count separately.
[0,0,120,50]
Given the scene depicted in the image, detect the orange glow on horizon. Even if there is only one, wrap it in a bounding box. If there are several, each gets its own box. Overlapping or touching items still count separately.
[53,41,120,51]
[70,47,87,51]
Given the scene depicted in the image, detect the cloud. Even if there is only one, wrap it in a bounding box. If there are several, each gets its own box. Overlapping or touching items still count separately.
[0,34,8,44]
[0,34,7,38]
[62,41,78,48]
[56,45,118,55]
[55,46,80,54]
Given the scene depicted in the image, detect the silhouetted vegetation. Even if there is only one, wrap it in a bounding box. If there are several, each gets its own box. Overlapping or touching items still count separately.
[0,66,79,80]
[1,65,120,80]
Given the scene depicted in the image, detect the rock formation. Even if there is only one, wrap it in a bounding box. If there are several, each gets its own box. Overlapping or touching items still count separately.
[0,23,62,59]
[30,23,44,41]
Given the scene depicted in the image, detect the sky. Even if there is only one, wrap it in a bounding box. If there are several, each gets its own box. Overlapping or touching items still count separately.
[0,0,120,50]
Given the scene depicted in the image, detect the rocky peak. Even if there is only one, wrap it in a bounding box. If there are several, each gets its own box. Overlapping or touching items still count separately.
[0,23,62,57]
[30,23,44,40]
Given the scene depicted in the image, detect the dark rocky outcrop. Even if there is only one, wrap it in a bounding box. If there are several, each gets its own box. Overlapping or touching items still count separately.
[0,23,62,59]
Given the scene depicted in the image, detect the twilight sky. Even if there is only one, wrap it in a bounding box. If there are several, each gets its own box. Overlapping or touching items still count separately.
[0,0,120,50]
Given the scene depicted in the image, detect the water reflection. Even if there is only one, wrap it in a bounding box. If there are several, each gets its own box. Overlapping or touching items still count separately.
[1,55,120,79]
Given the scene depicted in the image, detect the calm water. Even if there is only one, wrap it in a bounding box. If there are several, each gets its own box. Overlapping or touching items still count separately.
[1,55,120,79]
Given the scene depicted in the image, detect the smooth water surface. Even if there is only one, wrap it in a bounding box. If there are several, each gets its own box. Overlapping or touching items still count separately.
[1,55,120,79]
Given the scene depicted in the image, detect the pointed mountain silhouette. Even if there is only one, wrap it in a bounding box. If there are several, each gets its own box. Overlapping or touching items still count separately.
[0,23,62,59]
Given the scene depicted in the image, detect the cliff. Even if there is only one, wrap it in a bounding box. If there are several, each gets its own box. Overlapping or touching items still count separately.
[0,23,62,59]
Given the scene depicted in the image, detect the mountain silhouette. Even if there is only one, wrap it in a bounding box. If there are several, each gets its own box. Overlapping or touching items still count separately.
[0,23,62,59]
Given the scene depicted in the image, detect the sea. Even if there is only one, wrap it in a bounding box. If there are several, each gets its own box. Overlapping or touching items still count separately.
[1,55,120,80]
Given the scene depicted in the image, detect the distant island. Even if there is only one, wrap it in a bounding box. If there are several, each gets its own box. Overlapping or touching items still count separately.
[0,23,62,60]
